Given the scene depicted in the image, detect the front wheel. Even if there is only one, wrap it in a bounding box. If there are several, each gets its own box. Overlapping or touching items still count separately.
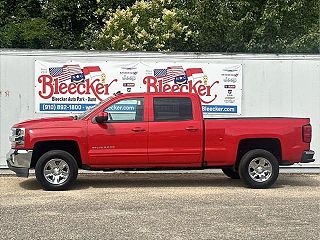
[239,149,279,189]
[35,150,78,191]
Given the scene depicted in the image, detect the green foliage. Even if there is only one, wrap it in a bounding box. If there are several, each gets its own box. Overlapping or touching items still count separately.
[97,0,136,10]
[0,0,100,49]
[184,0,262,52]
[177,0,319,53]
[0,0,56,48]
[43,0,100,49]
[89,0,193,51]
[0,18,59,48]
[247,0,320,53]
[0,0,318,53]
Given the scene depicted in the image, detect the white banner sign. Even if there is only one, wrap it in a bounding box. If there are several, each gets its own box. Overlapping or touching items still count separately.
[35,60,242,115]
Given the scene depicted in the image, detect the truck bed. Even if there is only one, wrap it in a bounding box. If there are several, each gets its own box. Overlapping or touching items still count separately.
[203,117,310,166]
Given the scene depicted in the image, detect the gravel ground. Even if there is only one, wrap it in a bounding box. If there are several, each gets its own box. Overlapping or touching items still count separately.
[0,173,319,240]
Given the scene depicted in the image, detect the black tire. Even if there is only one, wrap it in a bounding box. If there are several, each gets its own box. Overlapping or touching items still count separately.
[222,168,240,179]
[239,149,279,189]
[35,150,78,191]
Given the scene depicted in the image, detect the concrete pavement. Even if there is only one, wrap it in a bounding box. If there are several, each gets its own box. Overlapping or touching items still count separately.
[0,173,319,240]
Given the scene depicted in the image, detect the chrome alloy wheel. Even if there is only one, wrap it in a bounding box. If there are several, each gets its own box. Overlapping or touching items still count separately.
[43,159,70,185]
[248,157,273,183]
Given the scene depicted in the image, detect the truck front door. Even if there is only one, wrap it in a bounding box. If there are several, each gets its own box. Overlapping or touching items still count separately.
[87,96,148,167]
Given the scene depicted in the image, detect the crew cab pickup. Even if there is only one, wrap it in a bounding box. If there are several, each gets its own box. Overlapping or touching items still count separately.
[7,92,314,190]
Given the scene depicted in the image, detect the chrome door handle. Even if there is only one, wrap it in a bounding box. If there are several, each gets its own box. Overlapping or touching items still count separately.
[185,126,198,131]
[132,127,146,132]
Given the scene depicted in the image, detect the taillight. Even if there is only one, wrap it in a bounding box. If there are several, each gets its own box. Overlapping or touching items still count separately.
[302,124,312,143]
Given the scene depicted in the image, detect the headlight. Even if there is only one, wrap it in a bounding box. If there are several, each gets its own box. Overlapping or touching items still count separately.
[10,128,25,147]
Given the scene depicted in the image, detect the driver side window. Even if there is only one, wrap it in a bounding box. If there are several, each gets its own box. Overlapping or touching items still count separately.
[104,98,144,122]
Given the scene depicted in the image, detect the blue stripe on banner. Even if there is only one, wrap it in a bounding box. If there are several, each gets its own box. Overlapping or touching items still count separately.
[39,103,237,114]
[202,105,237,113]
[39,103,96,112]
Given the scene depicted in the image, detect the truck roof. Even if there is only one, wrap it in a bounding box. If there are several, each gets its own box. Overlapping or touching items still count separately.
[114,92,199,97]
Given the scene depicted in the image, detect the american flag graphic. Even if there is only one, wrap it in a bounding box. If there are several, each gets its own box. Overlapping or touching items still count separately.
[59,65,83,82]
[49,67,63,77]
[154,66,186,84]
[154,69,167,78]
[49,65,83,82]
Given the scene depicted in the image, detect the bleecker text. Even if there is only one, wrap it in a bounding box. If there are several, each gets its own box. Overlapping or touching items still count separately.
[143,76,219,104]
[38,75,117,101]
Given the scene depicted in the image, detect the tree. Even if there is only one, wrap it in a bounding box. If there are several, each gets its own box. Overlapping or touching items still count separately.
[0,0,318,53]
[0,0,59,48]
[89,0,194,51]
[183,0,262,52]
[247,0,320,53]
[171,0,319,53]
[43,0,99,49]
[0,18,62,48]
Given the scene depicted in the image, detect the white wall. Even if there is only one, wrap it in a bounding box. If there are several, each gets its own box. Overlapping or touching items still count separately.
[1,50,319,168]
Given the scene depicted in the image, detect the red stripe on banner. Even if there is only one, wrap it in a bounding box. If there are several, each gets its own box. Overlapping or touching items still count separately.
[83,66,101,75]
[186,68,203,77]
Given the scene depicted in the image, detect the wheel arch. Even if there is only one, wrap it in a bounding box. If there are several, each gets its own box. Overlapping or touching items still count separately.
[235,138,282,170]
[31,140,82,168]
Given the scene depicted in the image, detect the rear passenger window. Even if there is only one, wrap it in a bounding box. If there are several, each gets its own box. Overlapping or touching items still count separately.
[153,97,193,121]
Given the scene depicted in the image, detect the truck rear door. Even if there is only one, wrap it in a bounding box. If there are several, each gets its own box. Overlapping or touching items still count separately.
[148,94,203,167]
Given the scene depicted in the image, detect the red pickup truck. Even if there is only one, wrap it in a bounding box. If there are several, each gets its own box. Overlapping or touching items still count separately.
[7,92,314,190]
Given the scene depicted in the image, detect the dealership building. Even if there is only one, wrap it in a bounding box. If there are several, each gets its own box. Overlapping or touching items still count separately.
[0,49,319,170]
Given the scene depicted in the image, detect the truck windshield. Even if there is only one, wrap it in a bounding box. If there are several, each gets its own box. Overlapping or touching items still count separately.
[78,96,115,120]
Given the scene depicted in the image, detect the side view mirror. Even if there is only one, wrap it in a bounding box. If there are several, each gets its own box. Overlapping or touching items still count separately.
[95,112,109,124]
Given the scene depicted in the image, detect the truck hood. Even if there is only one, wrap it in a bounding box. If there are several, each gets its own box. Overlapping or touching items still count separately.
[13,116,76,129]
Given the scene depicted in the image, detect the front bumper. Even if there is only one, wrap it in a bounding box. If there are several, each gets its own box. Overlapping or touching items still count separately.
[301,150,315,163]
[6,149,33,177]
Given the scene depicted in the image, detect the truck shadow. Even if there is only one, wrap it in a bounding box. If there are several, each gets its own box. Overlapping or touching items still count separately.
[19,173,319,191]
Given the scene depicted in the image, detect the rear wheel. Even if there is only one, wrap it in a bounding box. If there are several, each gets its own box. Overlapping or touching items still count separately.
[222,168,240,179]
[239,149,279,189]
[35,150,78,191]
